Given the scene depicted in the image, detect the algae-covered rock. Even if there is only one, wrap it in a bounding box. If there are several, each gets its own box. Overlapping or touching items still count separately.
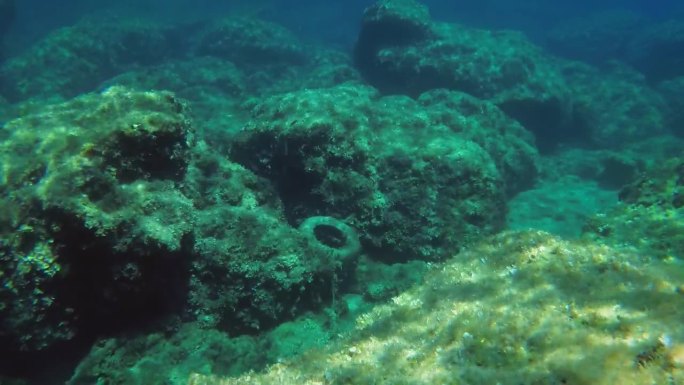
[583,157,684,259]
[189,203,349,334]
[188,231,684,385]
[193,18,360,98]
[353,0,433,67]
[0,18,177,102]
[102,57,247,101]
[0,83,370,358]
[0,87,194,354]
[100,57,249,135]
[295,50,363,93]
[182,145,361,334]
[99,51,361,135]
[560,62,669,146]
[353,0,673,152]
[195,18,308,69]
[548,14,684,83]
[618,158,684,208]
[356,0,566,101]
[232,83,538,261]
[67,313,337,385]
[416,89,538,195]
[67,323,265,385]
[354,0,574,152]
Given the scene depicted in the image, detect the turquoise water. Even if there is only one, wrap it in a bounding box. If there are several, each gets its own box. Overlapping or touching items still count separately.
[0,0,683,384]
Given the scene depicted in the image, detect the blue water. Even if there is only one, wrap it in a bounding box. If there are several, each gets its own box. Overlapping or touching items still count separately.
[10,0,684,49]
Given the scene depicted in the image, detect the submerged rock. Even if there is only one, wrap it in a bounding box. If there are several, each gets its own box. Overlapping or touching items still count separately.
[66,323,264,385]
[584,157,684,260]
[0,86,358,377]
[0,87,195,356]
[189,230,684,385]
[194,17,308,69]
[231,83,538,262]
[0,19,179,102]
[560,62,670,146]
[548,13,684,83]
[355,0,567,102]
[184,149,354,334]
[353,0,673,152]
[354,0,573,153]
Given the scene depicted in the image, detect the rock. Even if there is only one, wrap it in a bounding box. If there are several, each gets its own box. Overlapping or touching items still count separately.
[0,18,178,101]
[584,157,684,259]
[0,85,363,374]
[195,17,308,69]
[189,230,684,385]
[560,62,669,147]
[353,0,573,152]
[231,83,538,261]
[184,146,352,334]
[0,87,194,355]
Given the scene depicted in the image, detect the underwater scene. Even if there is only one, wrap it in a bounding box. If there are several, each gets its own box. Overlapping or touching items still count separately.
[1,0,684,384]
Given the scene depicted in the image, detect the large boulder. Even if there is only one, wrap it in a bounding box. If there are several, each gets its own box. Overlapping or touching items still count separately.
[190,230,684,385]
[99,56,249,136]
[193,18,361,97]
[182,146,358,334]
[355,0,566,101]
[548,13,684,83]
[194,18,308,69]
[0,18,178,102]
[99,51,361,136]
[583,157,684,259]
[353,0,574,152]
[354,0,673,152]
[0,85,367,379]
[231,83,538,262]
[0,87,195,357]
[560,62,670,146]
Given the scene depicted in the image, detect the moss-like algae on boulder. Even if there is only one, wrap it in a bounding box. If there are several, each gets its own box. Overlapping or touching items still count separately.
[0,86,194,353]
[354,0,570,129]
[583,157,684,260]
[0,19,177,102]
[354,0,672,151]
[188,231,684,385]
[0,85,366,358]
[232,83,538,261]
